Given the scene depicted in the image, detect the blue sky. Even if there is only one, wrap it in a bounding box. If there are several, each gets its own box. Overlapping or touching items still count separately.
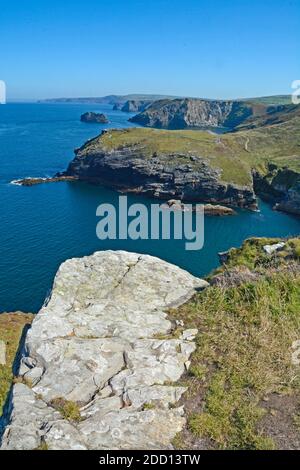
[0,0,299,100]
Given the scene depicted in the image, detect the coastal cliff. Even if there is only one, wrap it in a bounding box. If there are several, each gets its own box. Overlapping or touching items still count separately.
[0,251,207,450]
[253,165,300,215]
[80,112,109,124]
[62,101,300,214]
[63,128,257,209]
[129,98,287,130]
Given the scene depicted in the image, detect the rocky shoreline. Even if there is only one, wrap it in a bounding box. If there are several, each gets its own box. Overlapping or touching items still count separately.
[253,166,300,216]
[11,175,78,186]
[0,251,208,450]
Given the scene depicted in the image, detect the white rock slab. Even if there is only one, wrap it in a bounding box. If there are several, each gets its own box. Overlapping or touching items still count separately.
[1,251,208,450]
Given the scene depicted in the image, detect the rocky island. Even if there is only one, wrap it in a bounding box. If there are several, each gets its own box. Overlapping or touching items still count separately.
[80,112,109,124]
[128,97,290,130]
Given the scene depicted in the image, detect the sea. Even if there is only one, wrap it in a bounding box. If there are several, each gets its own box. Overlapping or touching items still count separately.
[0,102,299,313]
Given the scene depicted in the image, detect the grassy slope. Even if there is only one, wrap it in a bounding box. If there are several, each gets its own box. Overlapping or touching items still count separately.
[0,313,34,414]
[87,111,300,186]
[245,95,293,106]
[171,237,300,450]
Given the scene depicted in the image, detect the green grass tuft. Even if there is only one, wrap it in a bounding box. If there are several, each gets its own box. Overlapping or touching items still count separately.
[171,238,300,449]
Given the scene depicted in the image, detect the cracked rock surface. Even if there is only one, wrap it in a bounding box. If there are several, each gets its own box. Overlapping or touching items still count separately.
[0,251,208,450]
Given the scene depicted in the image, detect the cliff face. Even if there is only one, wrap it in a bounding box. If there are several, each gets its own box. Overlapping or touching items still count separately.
[0,251,207,450]
[65,135,256,208]
[253,165,300,215]
[113,99,152,113]
[128,98,272,130]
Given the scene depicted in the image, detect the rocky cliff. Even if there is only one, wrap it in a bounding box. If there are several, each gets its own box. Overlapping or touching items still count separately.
[0,251,208,450]
[63,129,256,209]
[113,100,152,113]
[63,105,300,214]
[253,164,300,215]
[80,112,109,124]
[129,98,285,130]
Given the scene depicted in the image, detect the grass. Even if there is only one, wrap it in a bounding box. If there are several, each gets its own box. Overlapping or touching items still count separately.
[50,397,82,422]
[170,237,300,450]
[0,312,34,415]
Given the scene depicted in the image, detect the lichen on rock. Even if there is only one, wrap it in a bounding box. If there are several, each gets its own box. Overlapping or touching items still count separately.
[0,251,207,450]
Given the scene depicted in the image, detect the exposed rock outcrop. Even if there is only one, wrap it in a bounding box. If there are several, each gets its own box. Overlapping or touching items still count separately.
[0,251,208,450]
[162,199,236,215]
[114,100,151,113]
[80,112,109,124]
[129,98,286,130]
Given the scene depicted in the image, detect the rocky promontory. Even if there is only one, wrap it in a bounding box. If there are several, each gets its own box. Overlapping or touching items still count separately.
[63,129,256,209]
[0,251,208,450]
[80,112,109,124]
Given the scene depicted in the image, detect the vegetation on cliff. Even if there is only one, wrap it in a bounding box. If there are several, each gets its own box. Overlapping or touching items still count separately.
[172,237,300,450]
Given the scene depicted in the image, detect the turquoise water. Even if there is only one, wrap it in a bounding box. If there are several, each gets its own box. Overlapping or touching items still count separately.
[0,103,300,313]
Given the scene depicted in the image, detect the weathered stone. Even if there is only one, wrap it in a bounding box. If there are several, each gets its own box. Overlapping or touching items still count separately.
[0,340,6,365]
[32,338,126,403]
[1,251,207,450]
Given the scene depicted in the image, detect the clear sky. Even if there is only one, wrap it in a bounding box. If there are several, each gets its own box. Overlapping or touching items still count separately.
[0,0,299,100]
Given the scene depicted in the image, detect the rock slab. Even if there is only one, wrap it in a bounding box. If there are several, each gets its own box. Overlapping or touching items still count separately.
[0,251,208,450]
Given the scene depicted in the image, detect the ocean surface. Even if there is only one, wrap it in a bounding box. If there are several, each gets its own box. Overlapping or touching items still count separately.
[0,103,300,313]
